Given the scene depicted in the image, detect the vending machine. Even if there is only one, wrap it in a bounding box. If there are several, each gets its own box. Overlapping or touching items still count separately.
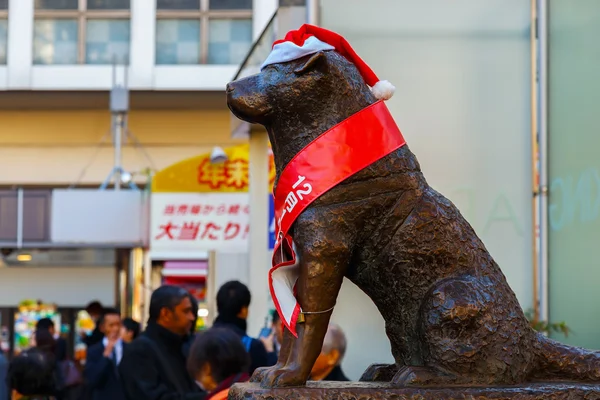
[13,300,61,356]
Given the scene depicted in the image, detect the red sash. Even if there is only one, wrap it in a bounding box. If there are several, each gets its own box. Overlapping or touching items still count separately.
[270,100,406,336]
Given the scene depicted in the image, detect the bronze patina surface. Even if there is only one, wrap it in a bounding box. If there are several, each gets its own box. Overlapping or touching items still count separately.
[229,381,600,400]
[226,50,600,390]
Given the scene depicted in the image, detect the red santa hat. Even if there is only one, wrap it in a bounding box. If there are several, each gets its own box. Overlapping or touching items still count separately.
[261,24,395,101]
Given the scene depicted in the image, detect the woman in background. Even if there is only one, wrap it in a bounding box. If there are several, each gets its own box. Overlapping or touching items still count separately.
[187,328,250,400]
[7,348,57,400]
[34,329,83,400]
[120,318,140,343]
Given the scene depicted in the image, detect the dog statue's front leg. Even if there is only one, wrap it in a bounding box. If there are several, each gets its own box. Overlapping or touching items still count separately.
[253,325,294,384]
[264,223,352,388]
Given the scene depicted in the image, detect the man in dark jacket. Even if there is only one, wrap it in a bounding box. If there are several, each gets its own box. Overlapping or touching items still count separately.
[84,308,126,400]
[119,285,204,400]
[0,351,8,400]
[212,281,276,375]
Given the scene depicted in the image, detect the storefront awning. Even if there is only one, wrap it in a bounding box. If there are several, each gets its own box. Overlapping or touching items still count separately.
[162,260,208,277]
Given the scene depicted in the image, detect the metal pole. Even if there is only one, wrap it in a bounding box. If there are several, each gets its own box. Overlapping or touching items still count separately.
[537,0,550,323]
[16,188,23,248]
[142,250,152,329]
[206,250,217,328]
[113,113,123,191]
[530,0,539,323]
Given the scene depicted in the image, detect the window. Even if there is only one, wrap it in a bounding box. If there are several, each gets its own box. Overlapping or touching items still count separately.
[33,0,131,65]
[0,0,7,65]
[156,0,252,65]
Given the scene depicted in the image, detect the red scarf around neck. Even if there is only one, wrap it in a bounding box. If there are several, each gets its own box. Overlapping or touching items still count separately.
[270,100,407,336]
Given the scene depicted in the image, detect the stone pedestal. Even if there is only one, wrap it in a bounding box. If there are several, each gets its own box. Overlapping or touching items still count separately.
[228,381,600,400]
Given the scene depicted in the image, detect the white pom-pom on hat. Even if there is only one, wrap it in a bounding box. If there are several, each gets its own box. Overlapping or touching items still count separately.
[371,80,395,101]
[262,24,395,101]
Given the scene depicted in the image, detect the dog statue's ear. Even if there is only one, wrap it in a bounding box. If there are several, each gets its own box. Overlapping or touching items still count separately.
[294,51,327,76]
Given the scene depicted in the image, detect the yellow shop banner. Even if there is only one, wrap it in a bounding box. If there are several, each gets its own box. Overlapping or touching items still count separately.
[152,144,276,193]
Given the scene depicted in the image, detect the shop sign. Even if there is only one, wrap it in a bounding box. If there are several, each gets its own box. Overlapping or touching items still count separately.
[151,193,250,252]
[151,143,276,194]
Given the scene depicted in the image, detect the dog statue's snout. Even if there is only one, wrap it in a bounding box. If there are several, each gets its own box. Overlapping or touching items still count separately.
[226,83,234,94]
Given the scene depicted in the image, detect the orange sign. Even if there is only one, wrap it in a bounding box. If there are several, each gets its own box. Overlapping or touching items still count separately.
[152,144,276,193]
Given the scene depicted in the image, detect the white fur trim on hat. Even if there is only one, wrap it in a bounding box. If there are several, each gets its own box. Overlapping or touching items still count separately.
[371,80,395,101]
[261,36,335,70]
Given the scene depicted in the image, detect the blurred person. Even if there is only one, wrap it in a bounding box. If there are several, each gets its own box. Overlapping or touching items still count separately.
[183,294,199,357]
[120,318,140,344]
[7,348,57,400]
[310,323,349,381]
[82,301,104,348]
[84,308,126,400]
[0,351,8,400]
[270,311,283,356]
[36,318,67,362]
[34,329,57,360]
[187,328,250,400]
[213,281,276,375]
[119,286,204,400]
[34,330,83,400]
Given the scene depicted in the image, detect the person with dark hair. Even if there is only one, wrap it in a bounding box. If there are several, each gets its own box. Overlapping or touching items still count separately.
[0,351,8,400]
[187,328,250,400]
[213,281,276,375]
[82,301,105,348]
[7,348,57,399]
[36,318,68,362]
[84,308,126,400]
[35,329,83,400]
[120,318,140,344]
[182,294,199,357]
[35,329,57,356]
[189,295,199,336]
[119,285,204,400]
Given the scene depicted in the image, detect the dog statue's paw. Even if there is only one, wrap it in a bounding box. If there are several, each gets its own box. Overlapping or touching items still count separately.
[360,363,399,382]
[267,368,309,388]
[260,367,290,388]
[250,366,274,383]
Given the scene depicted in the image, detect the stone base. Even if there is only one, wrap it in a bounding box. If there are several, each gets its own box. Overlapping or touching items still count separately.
[228,381,600,400]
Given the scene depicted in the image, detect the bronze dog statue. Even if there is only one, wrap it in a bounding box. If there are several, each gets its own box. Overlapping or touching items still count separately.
[227,32,600,389]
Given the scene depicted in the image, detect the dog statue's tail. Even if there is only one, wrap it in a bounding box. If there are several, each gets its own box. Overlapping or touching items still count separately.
[534,332,600,381]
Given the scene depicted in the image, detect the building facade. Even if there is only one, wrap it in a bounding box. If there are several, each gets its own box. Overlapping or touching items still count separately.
[0,0,277,359]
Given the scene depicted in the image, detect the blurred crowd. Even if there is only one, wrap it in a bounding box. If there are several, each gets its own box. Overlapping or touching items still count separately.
[1,280,349,400]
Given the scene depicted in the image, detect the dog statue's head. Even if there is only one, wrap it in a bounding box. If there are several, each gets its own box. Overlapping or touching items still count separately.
[227,24,395,170]
[226,50,377,130]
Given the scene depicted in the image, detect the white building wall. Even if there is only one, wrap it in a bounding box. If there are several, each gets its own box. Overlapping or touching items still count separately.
[252,0,278,40]
[6,0,32,89]
[0,267,115,306]
[319,0,533,381]
[2,0,249,91]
